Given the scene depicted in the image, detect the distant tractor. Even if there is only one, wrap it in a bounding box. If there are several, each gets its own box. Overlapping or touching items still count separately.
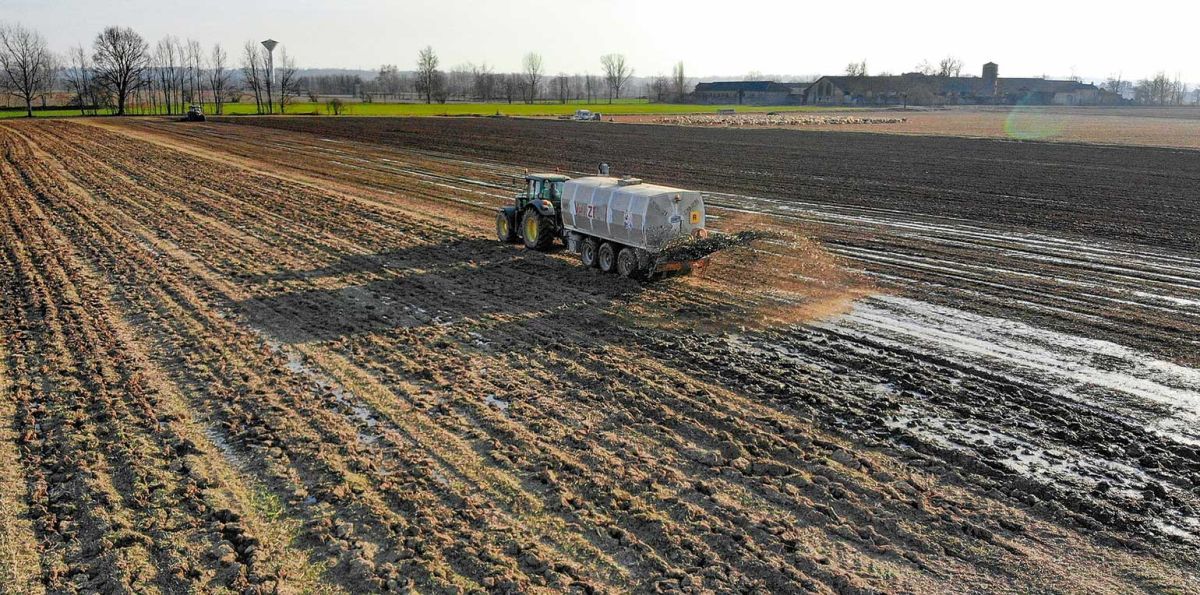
[184,105,206,122]
[496,168,710,279]
[573,109,602,121]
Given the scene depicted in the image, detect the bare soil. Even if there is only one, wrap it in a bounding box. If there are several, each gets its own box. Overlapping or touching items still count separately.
[614,106,1200,149]
[0,116,1197,593]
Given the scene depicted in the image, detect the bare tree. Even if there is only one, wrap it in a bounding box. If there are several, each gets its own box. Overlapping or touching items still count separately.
[600,54,633,103]
[554,72,570,103]
[471,62,494,102]
[153,37,181,114]
[671,61,688,102]
[523,52,543,103]
[0,23,55,117]
[276,47,299,113]
[241,41,264,113]
[502,72,519,104]
[207,43,231,114]
[914,60,936,76]
[185,38,202,107]
[447,63,472,100]
[93,26,149,116]
[1103,75,1124,95]
[415,45,440,104]
[937,56,964,77]
[63,44,97,115]
[377,64,403,100]
[1133,73,1181,105]
[845,60,868,77]
[648,75,671,103]
[584,72,596,104]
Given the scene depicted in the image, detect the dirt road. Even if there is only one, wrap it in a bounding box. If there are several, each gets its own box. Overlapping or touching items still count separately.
[0,117,1196,593]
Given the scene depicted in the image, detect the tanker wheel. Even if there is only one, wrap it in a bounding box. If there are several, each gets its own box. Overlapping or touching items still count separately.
[496,211,517,243]
[617,247,642,279]
[580,237,600,267]
[522,209,554,251]
[597,242,617,273]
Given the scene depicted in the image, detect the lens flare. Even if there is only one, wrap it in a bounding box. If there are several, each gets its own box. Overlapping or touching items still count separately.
[1004,98,1064,141]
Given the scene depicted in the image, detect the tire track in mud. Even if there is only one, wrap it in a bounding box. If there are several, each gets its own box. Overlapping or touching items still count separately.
[0,310,43,595]
[0,125,344,593]
[3,125,578,592]
[187,117,1200,365]
[215,116,1200,251]
[103,119,1200,556]
[30,121,835,590]
[2,118,1197,592]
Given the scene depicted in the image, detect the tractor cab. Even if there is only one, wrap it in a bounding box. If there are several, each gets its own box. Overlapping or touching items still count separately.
[185,105,206,122]
[497,173,571,250]
[519,174,569,210]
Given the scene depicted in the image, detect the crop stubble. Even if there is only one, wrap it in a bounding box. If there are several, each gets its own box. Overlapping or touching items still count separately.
[0,117,1196,593]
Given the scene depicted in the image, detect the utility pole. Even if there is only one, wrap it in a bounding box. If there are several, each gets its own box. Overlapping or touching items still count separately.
[261,38,278,114]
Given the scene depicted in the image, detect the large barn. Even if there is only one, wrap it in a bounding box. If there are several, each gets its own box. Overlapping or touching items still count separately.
[804,62,1113,106]
[691,81,805,105]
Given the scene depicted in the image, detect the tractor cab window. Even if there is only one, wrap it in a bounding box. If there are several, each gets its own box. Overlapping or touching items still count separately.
[526,178,563,201]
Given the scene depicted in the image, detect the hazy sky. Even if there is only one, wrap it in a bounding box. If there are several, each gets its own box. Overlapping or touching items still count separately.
[4,0,1198,82]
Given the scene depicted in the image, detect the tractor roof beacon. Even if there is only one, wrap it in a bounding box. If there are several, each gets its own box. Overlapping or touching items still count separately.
[494,166,710,280]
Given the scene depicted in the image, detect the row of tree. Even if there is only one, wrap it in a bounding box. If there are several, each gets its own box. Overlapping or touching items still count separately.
[5,21,1198,113]
[843,56,965,78]
[1,22,681,113]
[0,21,300,116]
[1105,73,1195,106]
[405,47,647,104]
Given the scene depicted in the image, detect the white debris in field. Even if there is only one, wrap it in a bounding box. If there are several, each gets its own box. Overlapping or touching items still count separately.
[484,394,510,412]
[653,114,907,127]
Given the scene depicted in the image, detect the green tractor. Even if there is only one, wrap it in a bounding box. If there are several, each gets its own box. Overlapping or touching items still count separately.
[496,173,570,250]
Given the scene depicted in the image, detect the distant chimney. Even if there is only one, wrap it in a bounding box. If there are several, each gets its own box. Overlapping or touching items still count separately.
[983,62,999,82]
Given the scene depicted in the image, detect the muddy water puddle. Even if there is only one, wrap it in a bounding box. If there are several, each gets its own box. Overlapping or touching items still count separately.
[822,296,1200,442]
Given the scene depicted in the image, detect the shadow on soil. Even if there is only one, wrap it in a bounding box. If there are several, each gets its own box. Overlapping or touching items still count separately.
[233,238,647,344]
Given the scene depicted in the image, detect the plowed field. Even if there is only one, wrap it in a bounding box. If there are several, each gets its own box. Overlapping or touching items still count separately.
[1,117,1197,594]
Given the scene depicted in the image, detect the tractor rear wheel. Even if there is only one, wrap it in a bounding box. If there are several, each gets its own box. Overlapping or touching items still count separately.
[522,209,554,251]
[617,247,641,278]
[580,237,599,267]
[598,242,617,273]
[496,211,517,243]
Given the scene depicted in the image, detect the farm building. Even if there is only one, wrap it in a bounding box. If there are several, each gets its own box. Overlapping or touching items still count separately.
[691,81,805,105]
[804,63,1113,106]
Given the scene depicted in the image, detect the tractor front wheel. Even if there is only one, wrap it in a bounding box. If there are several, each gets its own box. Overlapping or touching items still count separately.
[580,237,599,267]
[598,242,617,273]
[522,209,555,251]
[496,211,517,243]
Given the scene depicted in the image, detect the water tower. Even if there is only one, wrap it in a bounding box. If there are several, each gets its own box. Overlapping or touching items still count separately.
[262,39,278,113]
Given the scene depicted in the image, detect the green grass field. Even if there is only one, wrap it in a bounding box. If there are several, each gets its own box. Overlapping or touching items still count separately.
[1,100,840,119]
[0,107,115,119]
